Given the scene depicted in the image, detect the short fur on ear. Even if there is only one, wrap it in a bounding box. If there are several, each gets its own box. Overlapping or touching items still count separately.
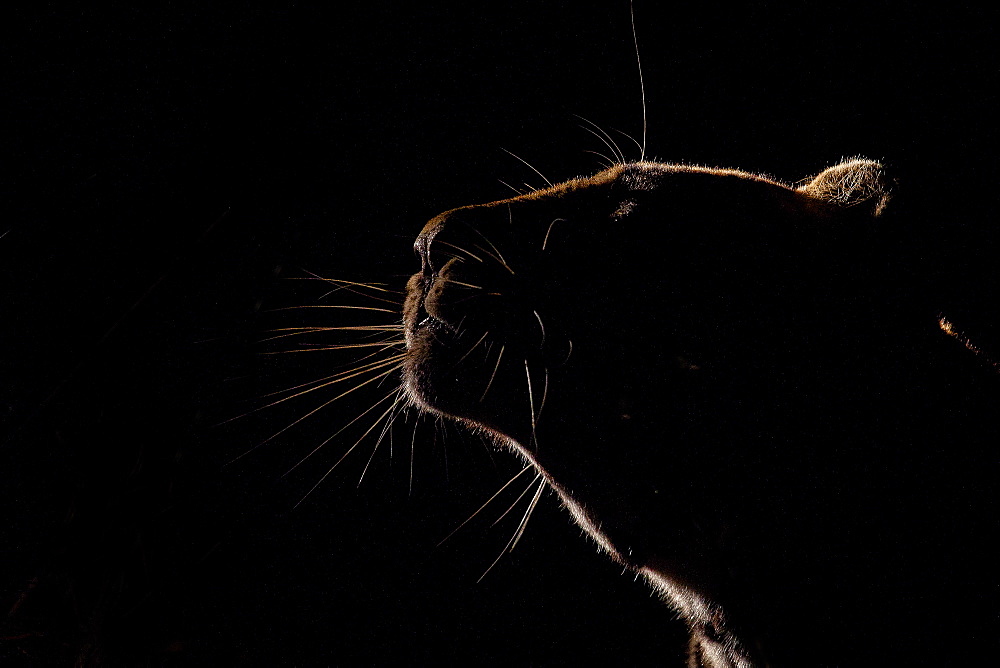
[799,158,893,217]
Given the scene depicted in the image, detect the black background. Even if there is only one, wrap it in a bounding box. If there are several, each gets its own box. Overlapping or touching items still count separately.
[2,2,995,666]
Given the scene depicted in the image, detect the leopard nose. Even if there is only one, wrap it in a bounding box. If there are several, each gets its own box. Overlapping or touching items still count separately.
[415,236,432,278]
[414,215,447,276]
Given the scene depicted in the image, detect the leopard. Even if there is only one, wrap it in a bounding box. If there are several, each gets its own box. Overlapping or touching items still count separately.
[401,158,997,666]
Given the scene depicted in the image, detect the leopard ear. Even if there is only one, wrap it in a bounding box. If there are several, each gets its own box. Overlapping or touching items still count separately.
[798,158,893,217]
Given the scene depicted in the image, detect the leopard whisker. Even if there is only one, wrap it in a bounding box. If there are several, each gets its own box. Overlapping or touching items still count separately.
[477,473,546,582]
[630,0,647,161]
[283,387,400,477]
[574,114,625,165]
[500,147,554,188]
[613,128,644,162]
[434,239,485,263]
[294,341,405,379]
[408,411,421,497]
[498,179,526,196]
[451,330,491,370]
[293,273,404,295]
[576,121,624,166]
[267,325,403,332]
[225,369,399,468]
[467,224,515,275]
[258,354,405,402]
[466,225,514,274]
[357,388,408,487]
[268,304,399,314]
[259,325,402,343]
[311,280,404,306]
[262,340,404,354]
[480,344,506,403]
[542,218,567,252]
[217,354,404,430]
[293,391,405,508]
[583,149,617,170]
[490,471,543,527]
[424,251,471,271]
[532,310,546,349]
[524,359,539,450]
[437,277,484,290]
[441,291,494,310]
[507,475,546,553]
[537,366,549,427]
[439,416,450,482]
[387,407,395,460]
[471,243,515,276]
[316,287,404,307]
[435,464,534,547]
[259,363,403,448]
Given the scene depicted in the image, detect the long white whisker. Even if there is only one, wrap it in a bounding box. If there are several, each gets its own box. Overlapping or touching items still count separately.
[532,310,546,349]
[507,476,546,553]
[631,0,647,161]
[477,473,546,582]
[261,326,402,344]
[463,224,515,275]
[247,355,403,416]
[257,345,403,400]
[577,122,623,165]
[260,363,402,448]
[480,344,505,403]
[312,280,405,306]
[472,243,516,276]
[537,367,549,427]
[542,218,567,252]
[452,330,491,369]
[297,272,403,295]
[269,304,398,314]
[434,239,485,263]
[262,341,404,354]
[472,230,512,270]
[222,360,404,466]
[283,387,399,476]
[613,129,644,160]
[294,395,404,508]
[525,359,538,450]
[437,277,484,290]
[500,148,554,188]
[583,149,617,170]
[574,115,625,165]
[357,389,407,486]
[436,465,534,547]
[498,179,525,195]
[409,412,419,497]
[318,289,403,307]
[490,473,543,527]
